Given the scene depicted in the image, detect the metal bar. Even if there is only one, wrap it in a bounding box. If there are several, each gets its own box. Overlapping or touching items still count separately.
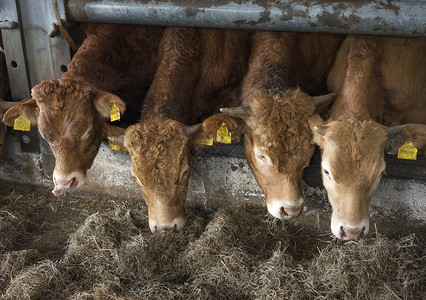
[65,0,426,37]
[0,21,18,29]
[0,0,31,100]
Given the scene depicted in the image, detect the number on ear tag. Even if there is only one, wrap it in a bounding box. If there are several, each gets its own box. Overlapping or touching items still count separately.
[110,103,120,122]
[216,123,232,144]
[397,139,417,160]
[14,114,31,131]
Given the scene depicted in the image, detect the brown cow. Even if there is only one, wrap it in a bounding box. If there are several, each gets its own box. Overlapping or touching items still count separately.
[312,35,426,240]
[203,31,343,220]
[109,27,251,232]
[2,24,163,195]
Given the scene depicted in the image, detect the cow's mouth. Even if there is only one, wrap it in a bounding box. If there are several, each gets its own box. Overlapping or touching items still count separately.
[52,178,78,196]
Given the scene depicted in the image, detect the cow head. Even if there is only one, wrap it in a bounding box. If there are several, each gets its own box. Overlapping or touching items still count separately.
[313,119,426,240]
[2,79,126,196]
[204,89,335,220]
[108,116,203,233]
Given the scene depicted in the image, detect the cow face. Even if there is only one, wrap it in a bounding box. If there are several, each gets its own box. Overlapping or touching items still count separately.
[205,89,335,220]
[313,120,426,240]
[2,79,126,196]
[108,117,202,233]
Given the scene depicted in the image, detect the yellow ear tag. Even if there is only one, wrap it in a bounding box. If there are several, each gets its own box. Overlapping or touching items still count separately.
[216,122,232,144]
[13,114,31,131]
[397,139,417,160]
[110,103,120,122]
[108,140,119,151]
[201,137,214,146]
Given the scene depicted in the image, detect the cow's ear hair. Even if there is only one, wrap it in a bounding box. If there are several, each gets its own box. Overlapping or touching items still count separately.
[93,91,126,120]
[201,113,245,143]
[311,93,337,113]
[103,123,128,153]
[385,124,426,154]
[2,98,39,127]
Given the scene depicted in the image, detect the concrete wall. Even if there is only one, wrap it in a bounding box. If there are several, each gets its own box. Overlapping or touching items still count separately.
[0,129,425,238]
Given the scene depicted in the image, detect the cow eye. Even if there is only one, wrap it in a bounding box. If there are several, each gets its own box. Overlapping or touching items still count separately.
[131,171,144,186]
[180,170,189,181]
[323,169,331,180]
[256,153,269,163]
[179,167,190,182]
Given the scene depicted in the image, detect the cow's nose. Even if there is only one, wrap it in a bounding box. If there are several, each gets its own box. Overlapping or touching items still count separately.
[279,203,304,219]
[267,198,305,220]
[149,217,186,233]
[340,226,365,240]
[52,171,85,196]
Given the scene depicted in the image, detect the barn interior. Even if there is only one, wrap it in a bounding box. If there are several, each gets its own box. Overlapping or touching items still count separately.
[0,0,425,299]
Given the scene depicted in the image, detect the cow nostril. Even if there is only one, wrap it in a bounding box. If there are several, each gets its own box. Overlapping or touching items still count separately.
[154,225,158,232]
[70,178,78,188]
[340,226,346,238]
[173,224,177,231]
[280,207,289,218]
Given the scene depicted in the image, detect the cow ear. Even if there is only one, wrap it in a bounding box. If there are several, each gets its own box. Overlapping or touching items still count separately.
[311,93,337,113]
[386,124,426,154]
[2,98,39,127]
[201,113,244,143]
[103,123,128,153]
[93,91,126,120]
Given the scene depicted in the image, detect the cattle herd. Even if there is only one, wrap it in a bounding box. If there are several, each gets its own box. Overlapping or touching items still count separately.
[1,24,425,240]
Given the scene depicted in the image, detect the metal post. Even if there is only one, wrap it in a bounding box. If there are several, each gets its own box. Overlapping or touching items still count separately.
[65,0,425,37]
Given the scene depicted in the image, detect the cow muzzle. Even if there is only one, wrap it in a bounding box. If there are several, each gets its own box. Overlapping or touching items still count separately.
[331,218,370,240]
[267,197,305,219]
[149,217,186,233]
[52,171,85,196]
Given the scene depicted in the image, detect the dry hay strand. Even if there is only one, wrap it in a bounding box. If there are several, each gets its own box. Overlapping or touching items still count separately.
[177,204,324,300]
[0,249,40,293]
[0,187,424,300]
[0,189,41,252]
[253,233,425,300]
[0,210,30,252]
[53,206,207,297]
[2,260,67,300]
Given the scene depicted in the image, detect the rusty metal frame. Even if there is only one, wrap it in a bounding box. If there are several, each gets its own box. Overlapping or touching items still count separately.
[65,0,426,37]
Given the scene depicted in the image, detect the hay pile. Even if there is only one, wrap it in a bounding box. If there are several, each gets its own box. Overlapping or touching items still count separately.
[0,183,424,299]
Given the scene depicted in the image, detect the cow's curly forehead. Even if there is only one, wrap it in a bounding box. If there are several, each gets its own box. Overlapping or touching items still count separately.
[247,89,316,172]
[32,79,92,109]
[124,118,189,190]
[32,79,95,134]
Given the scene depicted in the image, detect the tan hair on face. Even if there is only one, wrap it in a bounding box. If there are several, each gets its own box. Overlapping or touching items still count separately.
[124,116,189,192]
[322,119,388,184]
[248,88,316,174]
